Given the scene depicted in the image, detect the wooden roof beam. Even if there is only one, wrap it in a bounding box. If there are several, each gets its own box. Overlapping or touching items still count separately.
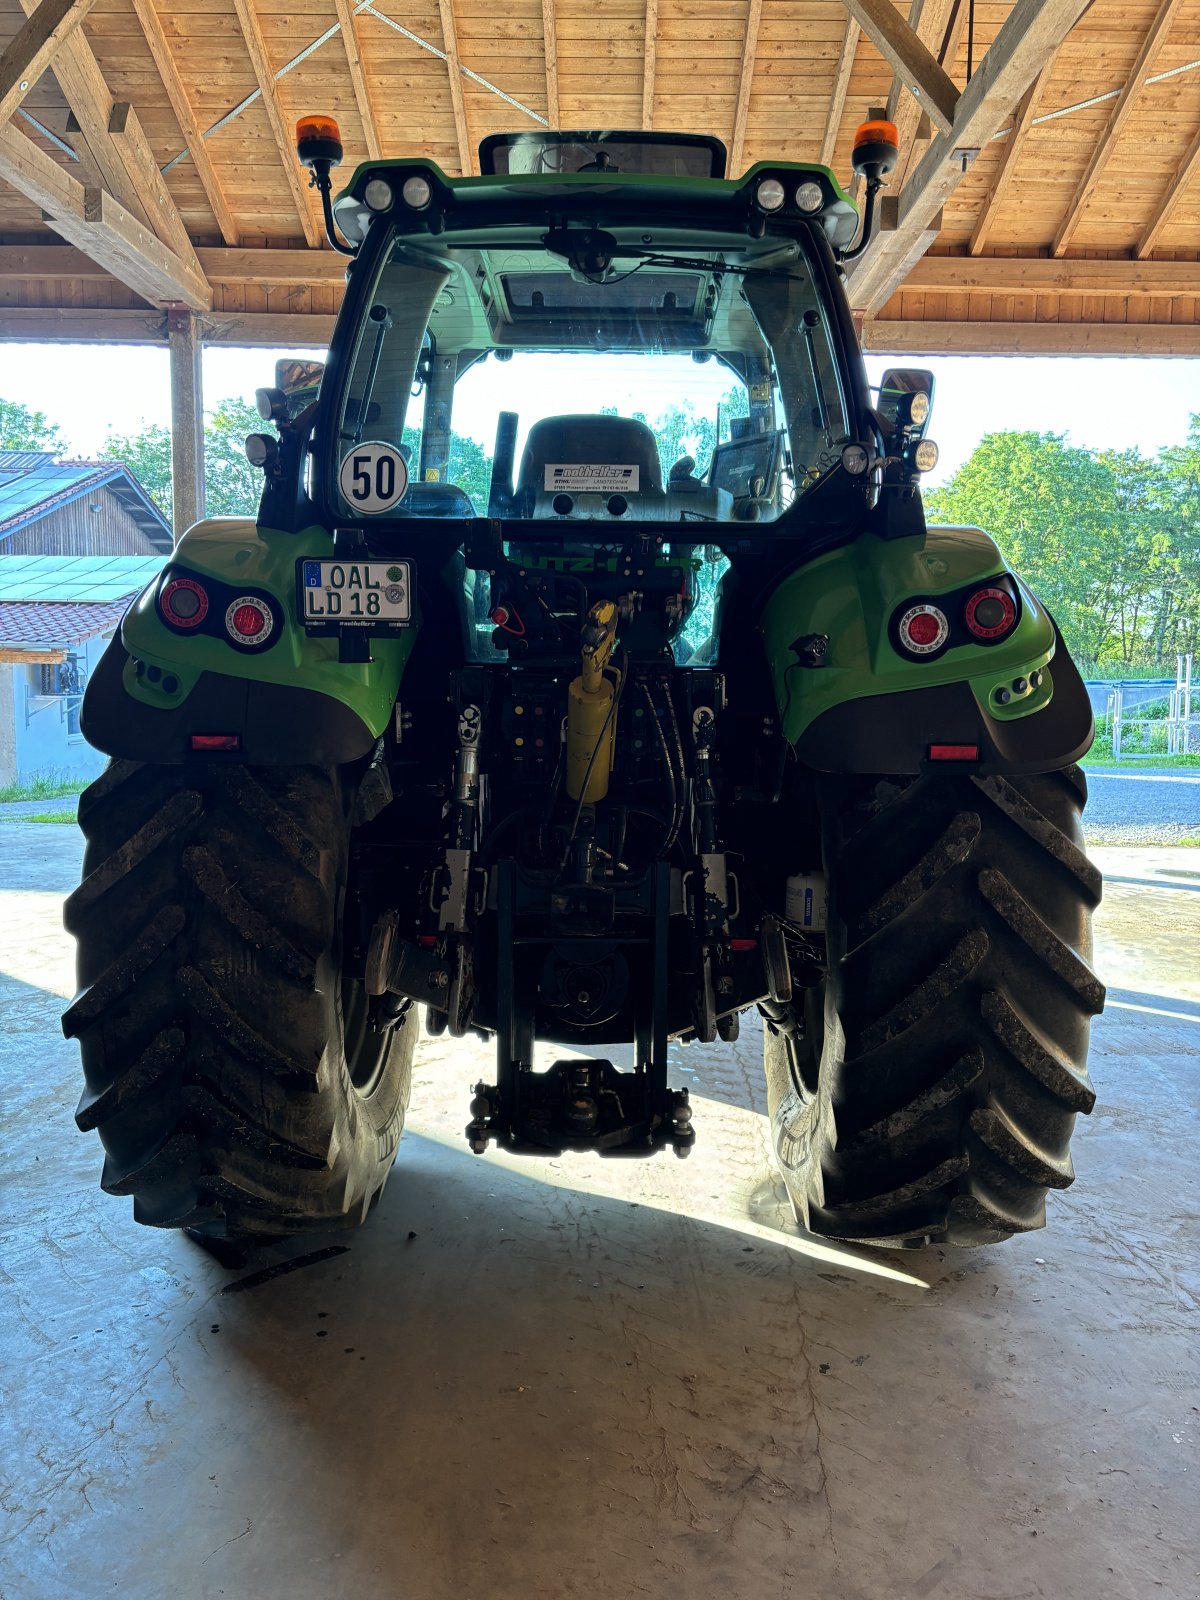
[886,0,966,188]
[129,0,240,245]
[542,0,559,128]
[0,0,99,130]
[1052,0,1183,257]
[229,0,322,247]
[334,0,382,162]
[968,54,1058,255]
[436,0,473,177]
[1137,119,1200,258]
[847,0,1093,315]
[729,0,763,176]
[835,0,960,135]
[863,320,1200,357]
[820,19,860,169]
[642,0,658,132]
[0,122,210,309]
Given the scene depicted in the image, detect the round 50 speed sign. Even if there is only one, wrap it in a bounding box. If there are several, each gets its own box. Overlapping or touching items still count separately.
[338,441,409,514]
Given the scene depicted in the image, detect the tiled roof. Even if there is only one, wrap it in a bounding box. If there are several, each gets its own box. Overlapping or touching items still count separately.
[0,555,164,603]
[0,599,132,648]
[0,451,171,549]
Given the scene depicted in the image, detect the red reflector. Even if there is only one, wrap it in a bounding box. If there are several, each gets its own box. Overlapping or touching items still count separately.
[730,939,757,952]
[929,743,979,762]
[190,734,241,751]
[417,935,438,949]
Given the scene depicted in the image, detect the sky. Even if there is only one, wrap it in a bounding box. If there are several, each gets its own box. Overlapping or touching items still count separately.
[1,341,1196,488]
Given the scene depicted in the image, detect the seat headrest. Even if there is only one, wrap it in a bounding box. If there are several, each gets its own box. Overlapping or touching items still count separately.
[517,415,663,495]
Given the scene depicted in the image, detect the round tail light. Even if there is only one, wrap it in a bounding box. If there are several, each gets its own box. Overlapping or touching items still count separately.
[897,603,949,656]
[964,586,1017,641]
[160,576,209,628]
[225,596,274,647]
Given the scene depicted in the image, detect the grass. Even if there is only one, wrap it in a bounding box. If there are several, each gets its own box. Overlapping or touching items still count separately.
[22,811,78,825]
[0,770,84,803]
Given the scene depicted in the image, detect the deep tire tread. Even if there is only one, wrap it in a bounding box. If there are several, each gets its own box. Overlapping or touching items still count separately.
[769,764,1102,1249]
[65,761,415,1241]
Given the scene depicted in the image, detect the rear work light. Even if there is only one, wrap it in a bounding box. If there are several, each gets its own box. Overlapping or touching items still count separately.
[225,596,274,648]
[929,743,979,762]
[964,586,1018,641]
[160,576,209,629]
[896,603,949,656]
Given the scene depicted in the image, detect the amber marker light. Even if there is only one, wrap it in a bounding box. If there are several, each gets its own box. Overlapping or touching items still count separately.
[296,115,343,167]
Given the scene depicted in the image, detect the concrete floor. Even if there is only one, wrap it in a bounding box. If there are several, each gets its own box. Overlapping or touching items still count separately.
[1,824,1196,1600]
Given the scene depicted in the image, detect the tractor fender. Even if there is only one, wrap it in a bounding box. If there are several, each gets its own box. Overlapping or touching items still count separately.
[80,518,416,764]
[759,525,1093,776]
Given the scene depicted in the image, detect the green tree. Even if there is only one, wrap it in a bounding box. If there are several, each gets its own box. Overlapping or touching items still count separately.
[925,423,1200,674]
[0,397,66,454]
[103,398,265,523]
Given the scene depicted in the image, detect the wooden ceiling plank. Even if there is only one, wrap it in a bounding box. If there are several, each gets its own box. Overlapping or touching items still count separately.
[107,102,197,268]
[334,0,383,162]
[0,122,210,309]
[847,0,1094,315]
[836,0,959,135]
[729,0,763,176]
[229,0,322,247]
[1052,0,1184,257]
[820,19,861,169]
[128,0,240,245]
[1137,121,1200,259]
[0,0,99,131]
[437,0,474,177]
[642,0,658,132]
[968,52,1059,256]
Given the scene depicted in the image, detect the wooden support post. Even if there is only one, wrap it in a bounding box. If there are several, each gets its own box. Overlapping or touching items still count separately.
[168,310,205,540]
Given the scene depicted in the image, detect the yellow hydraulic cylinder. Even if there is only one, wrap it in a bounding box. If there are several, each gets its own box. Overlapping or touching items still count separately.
[566,599,619,803]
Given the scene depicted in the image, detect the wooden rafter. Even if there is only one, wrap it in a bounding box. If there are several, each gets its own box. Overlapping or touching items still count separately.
[847,0,1093,315]
[887,0,964,187]
[0,123,210,308]
[17,0,147,232]
[0,0,99,130]
[229,0,322,247]
[1137,120,1200,258]
[1052,0,1183,256]
[437,0,473,178]
[820,20,860,169]
[334,0,382,162]
[968,52,1059,255]
[128,0,239,246]
[836,0,959,135]
[542,0,559,129]
[642,0,658,132]
[729,0,763,177]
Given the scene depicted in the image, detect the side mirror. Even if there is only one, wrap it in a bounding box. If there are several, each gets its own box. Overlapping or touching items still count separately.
[877,368,935,442]
[271,358,325,421]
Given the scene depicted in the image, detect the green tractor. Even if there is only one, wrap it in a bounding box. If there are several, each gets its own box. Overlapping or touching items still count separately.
[63,119,1103,1250]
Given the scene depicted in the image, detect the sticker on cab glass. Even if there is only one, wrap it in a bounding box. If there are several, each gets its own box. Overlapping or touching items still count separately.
[544,464,640,495]
[339,441,409,514]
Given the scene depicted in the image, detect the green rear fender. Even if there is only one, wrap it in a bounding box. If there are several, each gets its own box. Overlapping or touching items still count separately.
[760,526,1094,775]
[81,519,417,765]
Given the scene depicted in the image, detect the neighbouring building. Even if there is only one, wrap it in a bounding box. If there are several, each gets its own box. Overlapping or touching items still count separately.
[0,452,170,788]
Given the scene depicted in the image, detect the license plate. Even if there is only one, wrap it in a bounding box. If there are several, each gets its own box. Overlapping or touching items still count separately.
[298,558,414,631]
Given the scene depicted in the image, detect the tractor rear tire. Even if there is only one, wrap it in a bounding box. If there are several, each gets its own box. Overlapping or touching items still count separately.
[765,766,1103,1248]
[63,759,415,1241]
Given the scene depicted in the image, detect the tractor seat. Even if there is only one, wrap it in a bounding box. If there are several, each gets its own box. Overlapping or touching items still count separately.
[516,415,665,513]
